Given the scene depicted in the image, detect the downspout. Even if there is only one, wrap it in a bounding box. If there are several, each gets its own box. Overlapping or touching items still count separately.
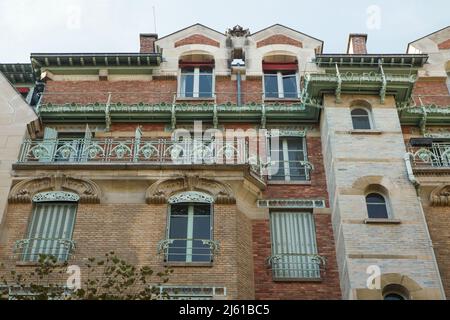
[404,153,447,300]
[237,70,242,107]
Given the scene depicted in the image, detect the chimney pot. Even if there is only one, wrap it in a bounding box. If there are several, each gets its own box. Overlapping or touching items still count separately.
[140,33,158,53]
[347,34,368,54]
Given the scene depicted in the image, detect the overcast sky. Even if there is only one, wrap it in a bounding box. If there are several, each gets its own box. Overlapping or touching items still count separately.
[0,0,448,62]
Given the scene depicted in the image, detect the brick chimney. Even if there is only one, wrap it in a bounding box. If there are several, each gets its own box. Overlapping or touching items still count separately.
[140,33,158,53]
[347,34,368,54]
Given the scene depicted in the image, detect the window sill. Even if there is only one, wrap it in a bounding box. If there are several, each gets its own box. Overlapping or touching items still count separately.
[164,262,214,268]
[268,181,311,186]
[349,130,383,135]
[364,219,401,225]
[176,97,215,102]
[272,277,322,283]
[264,98,301,103]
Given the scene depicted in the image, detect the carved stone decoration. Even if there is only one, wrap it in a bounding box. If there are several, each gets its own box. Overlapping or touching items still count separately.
[33,191,80,203]
[226,25,250,37]
[168,191,214,204]
[8,175,101,204]
[430,184,450,206]
[146,175,235,205]
[8,176,54,204]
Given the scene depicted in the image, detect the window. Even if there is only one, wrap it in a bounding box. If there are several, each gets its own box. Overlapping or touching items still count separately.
[269,137,309,182]
[270,212,320,280]
[20,195,77,262]
[383,284,409,300]
[351,108,372,130]
[447,72,450,94]
[366,193,389,219]
[166,198,213,263]
[264,71,299,99]
[383,293,406,300]
[179,67,213,98]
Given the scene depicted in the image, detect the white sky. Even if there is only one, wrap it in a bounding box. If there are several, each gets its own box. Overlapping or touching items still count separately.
[0,0,448,62]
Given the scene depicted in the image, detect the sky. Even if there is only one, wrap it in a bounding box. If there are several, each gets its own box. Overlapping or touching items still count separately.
[0,0,448,62]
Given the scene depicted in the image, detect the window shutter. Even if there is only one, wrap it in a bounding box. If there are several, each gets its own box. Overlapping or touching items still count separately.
[270,212,319,279]
[24,203,77,262]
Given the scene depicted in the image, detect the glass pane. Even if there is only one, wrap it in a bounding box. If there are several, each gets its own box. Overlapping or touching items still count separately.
[367,204,389,219]
[289,161,307,181]
[181,73,194,98]
[199,73,213,98]
[286,138,304,151]
[366,194,385,204]
[168,205,188,262]
[270,149,285,180]
[352,115,371,130]
[351,109,369,116]
[282,74,298,98]
[264,74,279,98]
[192,215,211,262]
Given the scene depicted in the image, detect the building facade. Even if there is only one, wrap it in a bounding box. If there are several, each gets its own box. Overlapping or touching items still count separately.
[0,24,449,300]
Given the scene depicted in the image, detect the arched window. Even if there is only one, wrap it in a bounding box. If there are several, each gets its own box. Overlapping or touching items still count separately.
[19,192,79,262]
[263,54,299,99]
[165,192,214,263]
[351,108,372,130]
[366,193,389,219]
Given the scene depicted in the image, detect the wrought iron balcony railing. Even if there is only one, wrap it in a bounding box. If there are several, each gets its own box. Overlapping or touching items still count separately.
[408,143,450,168]
[158,238,220,263]
[267,253,326,280]
[14,238,76,262]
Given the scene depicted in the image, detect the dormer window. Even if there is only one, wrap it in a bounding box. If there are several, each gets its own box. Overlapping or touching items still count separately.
[263,56,299,99]
[178,54,215,99]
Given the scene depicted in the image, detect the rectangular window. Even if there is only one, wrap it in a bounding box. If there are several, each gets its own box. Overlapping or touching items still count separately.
[22,202,77,262]
[264,71,299,99]
[447,73,450,94]
[270,212,320,280]
[269,137,308,182]
[167,203,212,263]
[180,67,213,98]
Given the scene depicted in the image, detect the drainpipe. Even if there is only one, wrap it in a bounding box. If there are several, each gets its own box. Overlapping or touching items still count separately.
[237,71,242,107]
[404,153,447,300]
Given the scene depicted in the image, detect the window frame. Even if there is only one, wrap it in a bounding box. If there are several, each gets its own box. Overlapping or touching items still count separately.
[263,71,300,99]
[446,72,450,94]
[365,192,391,220]
[165,200,214,264]
[351,107,373,130]
[268,136,309,182]
[178,67,215,99]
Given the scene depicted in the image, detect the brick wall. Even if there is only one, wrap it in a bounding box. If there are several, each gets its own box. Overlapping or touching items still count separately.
[0,202,254,299]
[175,34,220,48]
[438,39,450,50]
[140,34,158,53]
[257,35,303,48]
[422,203,450,298]
[42,80,177,105]
[252,214,341,300]
[413,79,450,106]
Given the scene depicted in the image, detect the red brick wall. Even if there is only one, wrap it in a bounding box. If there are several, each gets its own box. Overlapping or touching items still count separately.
[413,79,450,106]
[348,35,367,54]
[252,214,341,300]
[42,80,177,105]
[215,76,262,105]
[257,35,303,48]
[438,39,450,50]
[175,34,220,48]
[140,34,158,53]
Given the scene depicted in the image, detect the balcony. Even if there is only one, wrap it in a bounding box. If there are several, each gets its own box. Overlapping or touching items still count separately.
[399,95,450,127]
[157,238,220,265]
[14,238,76,263]
[267,253,326,281]
[408,143,450,170]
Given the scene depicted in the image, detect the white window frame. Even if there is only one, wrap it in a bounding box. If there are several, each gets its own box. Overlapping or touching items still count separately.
[178,67,215,98]
[263,71,300,99]
[269,137,308,182]
[365,192,391,219]
[350,107,374,130]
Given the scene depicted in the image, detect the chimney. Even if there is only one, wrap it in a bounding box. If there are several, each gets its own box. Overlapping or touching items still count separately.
[347,34,368,54]
[140,33,158,53]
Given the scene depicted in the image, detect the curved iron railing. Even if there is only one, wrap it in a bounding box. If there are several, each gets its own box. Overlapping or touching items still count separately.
[267,253,326,280]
